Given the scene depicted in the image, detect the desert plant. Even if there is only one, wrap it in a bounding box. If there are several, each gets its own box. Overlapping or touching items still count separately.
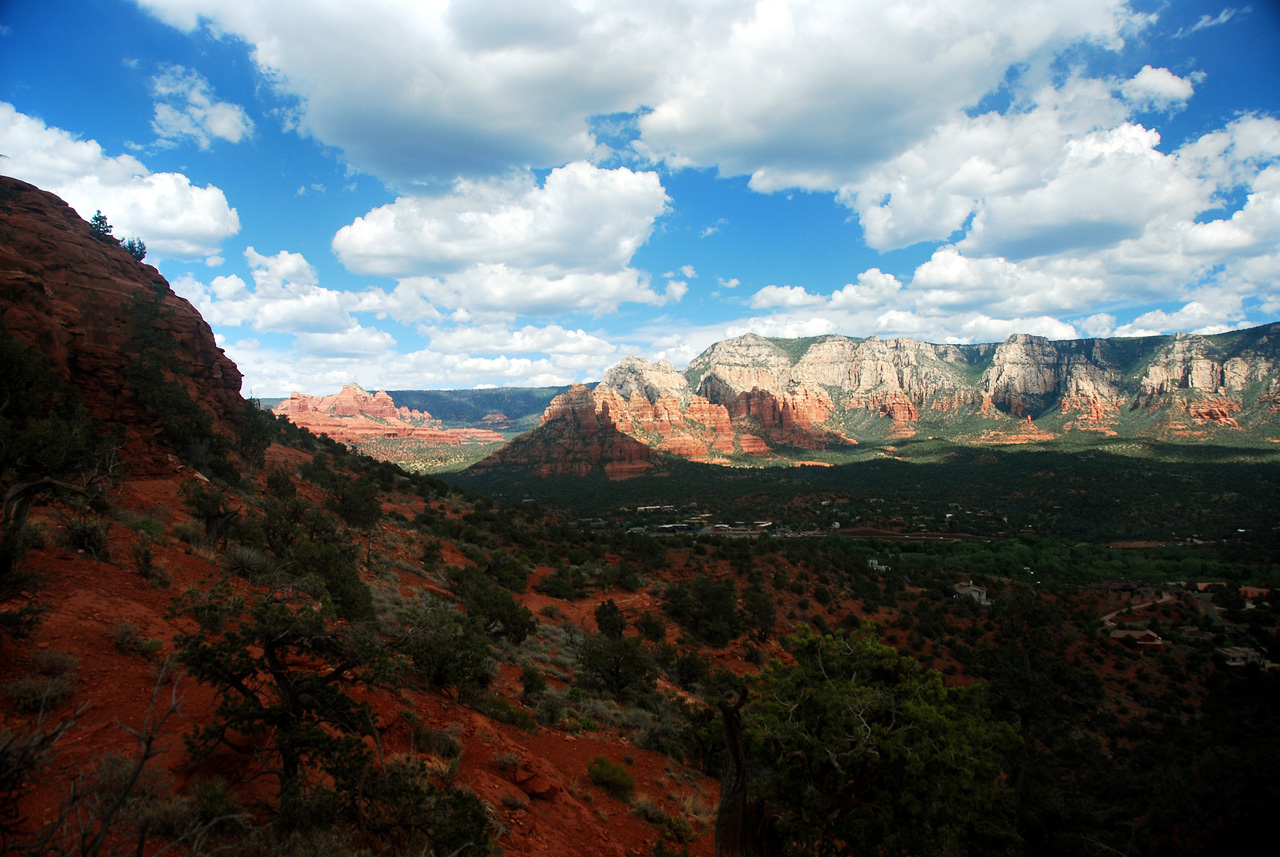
[171,576,389,830]
[223,544,275,581]
[587,755,634,801]
[60,509,111,561]
[519,664,548,702]
[88,210,113,241]
[121,236,146,261]
[3,659,77,713]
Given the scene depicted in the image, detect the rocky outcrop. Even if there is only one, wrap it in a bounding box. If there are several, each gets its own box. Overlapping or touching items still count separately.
[472,384,652,478]
[0,177,244,470]
[602,356,694,408]
[981,335,1126,419]
[274,385,504,445]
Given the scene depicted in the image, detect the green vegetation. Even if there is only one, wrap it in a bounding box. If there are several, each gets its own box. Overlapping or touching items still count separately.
[384,386,569,430]
[459,439,1280,571]
[747,625,1019,856]
[89,210,145,260]
[587,755,635,801]
[0,320,120,637]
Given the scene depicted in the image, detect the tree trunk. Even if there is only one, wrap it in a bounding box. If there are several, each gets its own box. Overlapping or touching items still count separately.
[715,690,747,857]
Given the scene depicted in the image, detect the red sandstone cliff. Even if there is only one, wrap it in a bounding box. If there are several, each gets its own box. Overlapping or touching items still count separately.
[274,385,505,445]
[470,383,653,478]
[0,177,244,470]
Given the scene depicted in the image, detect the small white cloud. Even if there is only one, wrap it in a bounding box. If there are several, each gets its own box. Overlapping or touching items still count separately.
[1121,65,1196,112]
[1114,298,1246,337]
[828,269,903,310]
[680,264,696,278]
[294,325,397,358]
[749,284,823,309]
[717,277,740,289]
[1077,313,1116,337]
[1175,7,1245,38]
[426,323,616,357]
[700,219,726,238]
[332,161,672,319]
[150,65,254,149]
[245,246,318,290]
[333,162,668,277]
[665,280,689,303]
[172,248,357,335]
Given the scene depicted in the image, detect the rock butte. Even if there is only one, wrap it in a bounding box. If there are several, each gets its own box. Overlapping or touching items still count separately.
[274,385,506,446]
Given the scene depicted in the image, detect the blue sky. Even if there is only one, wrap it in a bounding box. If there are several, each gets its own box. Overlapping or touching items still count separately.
[3,1,1279,396]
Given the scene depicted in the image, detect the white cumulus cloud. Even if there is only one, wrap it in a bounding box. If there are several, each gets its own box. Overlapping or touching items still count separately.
[150,65,255,149]
[749,284,825,309]
[333,162,667,276]
[136,0,1151,191]
[0,102,240,260]
[1120,65,1197,112]
[332,161,672,319]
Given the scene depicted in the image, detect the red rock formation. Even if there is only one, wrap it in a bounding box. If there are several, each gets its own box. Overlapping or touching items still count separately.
[871,391,919,422]
[274,385,504,445]
[0,177,243,471]
[478,384,652,478]
[685,396,732,434]
[1059,394,1114,423]
[479,412,513,430]
[1188,397,1241,426]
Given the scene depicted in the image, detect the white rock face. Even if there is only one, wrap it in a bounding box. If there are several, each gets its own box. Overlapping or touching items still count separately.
[585,324,1280,447]
[602,356,693,407]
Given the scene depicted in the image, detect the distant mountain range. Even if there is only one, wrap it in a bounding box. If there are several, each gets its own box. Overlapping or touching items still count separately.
[469,326,1280,478]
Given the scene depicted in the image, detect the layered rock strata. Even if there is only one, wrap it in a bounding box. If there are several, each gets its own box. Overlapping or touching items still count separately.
[521,325,1280,473]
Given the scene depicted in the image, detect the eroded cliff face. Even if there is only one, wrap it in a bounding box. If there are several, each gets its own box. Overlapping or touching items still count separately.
[274,385,504,445]
[0,177,244,469]
[519,325,1280,473]
[472,384,653,478]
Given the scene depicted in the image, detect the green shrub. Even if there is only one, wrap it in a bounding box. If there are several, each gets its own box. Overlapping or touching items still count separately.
[520,664,548,701]
[409,722,463,761]
[537,565,589,600]
[223,544,274,581]
[21,521,47,550]
[3,673,77,712]
[475,694,537,732]
[662,575,741,647]
[637,610,666,642]
[111,621,162,658]
[266,469,297,500]
[62,513,111,560]
[34,649,78,676]
[588,755,635,801]
[2,655,78,711]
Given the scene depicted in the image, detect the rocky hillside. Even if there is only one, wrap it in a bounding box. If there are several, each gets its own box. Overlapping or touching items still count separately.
[0,176,243,472]
[466,383,655,479]
[497,327,1280,476]
[275,384,506,445]
[1,178,729,857]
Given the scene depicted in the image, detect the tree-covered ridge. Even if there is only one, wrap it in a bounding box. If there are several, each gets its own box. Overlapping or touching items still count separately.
[385,386,571,429]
